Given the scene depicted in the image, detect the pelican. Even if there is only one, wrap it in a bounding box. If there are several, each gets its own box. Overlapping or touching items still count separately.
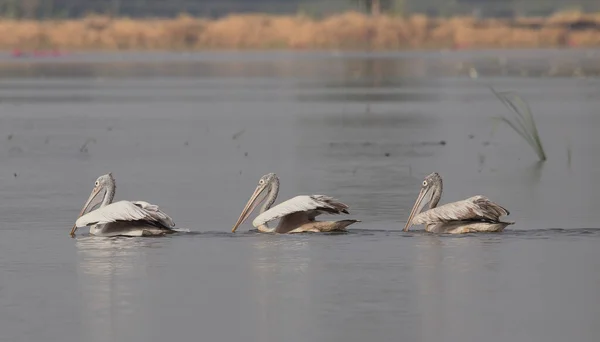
[70,173,177,237]
[232,173,359,233]
[403,172,514,234]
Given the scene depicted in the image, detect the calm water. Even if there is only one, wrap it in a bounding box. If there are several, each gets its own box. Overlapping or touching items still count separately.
[0,50,599,342]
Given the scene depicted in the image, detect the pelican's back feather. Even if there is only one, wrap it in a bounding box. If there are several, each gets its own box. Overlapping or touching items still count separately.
[413,195,510,225]
[252,195,349,228]
[76,200,175,228]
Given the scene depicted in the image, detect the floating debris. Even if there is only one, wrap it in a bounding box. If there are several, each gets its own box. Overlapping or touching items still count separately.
[417,140,446,146]
[384,152,390,157]
[232,129,245,140]
[80,138,96,153]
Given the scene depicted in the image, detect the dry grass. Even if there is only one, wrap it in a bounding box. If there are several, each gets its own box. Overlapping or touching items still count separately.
[3,11,600,50]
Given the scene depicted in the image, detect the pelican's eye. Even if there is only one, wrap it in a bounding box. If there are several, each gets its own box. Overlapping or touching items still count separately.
[259,179,265,185]
[422,180,428,187]
[95,181,99,186]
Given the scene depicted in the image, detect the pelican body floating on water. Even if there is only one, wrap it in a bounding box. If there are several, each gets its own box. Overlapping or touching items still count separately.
[403,172,514,234]
[70,173,177,237]
[232,173,359,233]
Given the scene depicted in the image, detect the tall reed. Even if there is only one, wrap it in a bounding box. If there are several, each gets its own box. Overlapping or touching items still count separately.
[491,88,547,161]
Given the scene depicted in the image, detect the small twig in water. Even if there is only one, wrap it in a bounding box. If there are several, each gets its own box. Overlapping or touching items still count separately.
[566,137,572,168]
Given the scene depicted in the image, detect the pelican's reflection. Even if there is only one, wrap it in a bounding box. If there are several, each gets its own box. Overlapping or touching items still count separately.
[414,235,495,341]
[250,236,312,341]
[75,237,159,342]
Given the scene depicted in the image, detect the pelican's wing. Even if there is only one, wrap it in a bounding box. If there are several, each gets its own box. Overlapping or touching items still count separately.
[75,200,175,228]
[252,195,349,227]
[413,195,509,224]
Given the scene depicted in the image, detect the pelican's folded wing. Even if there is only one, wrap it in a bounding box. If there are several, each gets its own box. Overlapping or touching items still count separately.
[252,195,350,227]
[75,200,175,228]
[413,195,510,224]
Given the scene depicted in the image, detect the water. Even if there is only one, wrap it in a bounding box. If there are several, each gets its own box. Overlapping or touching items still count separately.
[0,50,599,342]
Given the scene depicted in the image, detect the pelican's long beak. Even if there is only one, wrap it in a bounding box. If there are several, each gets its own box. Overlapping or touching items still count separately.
[403,187,430,232]
[232,184,268,233]
[70,185,103,237]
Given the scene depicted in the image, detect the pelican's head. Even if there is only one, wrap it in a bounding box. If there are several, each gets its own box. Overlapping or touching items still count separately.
[232,173,279,233]
[403,172,443,232]
[70,173,116,237]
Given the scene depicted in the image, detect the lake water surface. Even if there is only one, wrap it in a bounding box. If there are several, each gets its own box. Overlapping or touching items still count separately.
[0,50,599,342]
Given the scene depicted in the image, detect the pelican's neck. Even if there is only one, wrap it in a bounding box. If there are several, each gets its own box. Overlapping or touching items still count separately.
[429,180,443,210]
[102,181,116,208]
[257,177,279,232]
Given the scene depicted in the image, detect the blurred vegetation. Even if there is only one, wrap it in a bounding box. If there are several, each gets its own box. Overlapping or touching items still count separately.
[0,0,599,19]
[1,0,599,51]
[3,10,600,50]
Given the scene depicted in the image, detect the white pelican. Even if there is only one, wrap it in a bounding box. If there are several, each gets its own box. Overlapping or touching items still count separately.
[232,173,359,233]
[70,173,177,237]
[403,172,514,234]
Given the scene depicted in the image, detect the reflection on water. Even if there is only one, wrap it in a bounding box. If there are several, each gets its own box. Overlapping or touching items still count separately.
[75,237,158,342]
[250,236,312,342]
[414,235,446,341]
[1,50,600,80]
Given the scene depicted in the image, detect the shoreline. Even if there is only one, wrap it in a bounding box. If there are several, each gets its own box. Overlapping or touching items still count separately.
[1,11,600,51]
